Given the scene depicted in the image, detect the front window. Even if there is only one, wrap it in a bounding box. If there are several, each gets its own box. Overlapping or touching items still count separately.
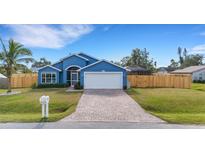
[199,73,203,81]
[41,72,56,84]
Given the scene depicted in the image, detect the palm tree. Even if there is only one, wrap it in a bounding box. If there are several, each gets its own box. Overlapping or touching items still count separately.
[178,46,184,66]
[0,38,33,92]
[183,48,188,58]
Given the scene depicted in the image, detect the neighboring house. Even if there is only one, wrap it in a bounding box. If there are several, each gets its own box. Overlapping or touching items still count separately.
[171,65,205,81]
[126,66,151,75]
[0,73,8,88]
[38,53,127,89]
[157,67,168,74]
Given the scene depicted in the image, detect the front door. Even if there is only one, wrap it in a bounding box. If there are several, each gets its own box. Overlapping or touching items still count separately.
[70,71,78,87]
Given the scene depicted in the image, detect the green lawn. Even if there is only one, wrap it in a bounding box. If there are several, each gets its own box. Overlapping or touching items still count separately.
[127,83,205,124]
[0,89,7,94]
[0,88,82,122]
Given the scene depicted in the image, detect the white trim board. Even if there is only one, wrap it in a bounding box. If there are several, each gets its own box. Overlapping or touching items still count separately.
[79,60,128,71]
[38,65,62,72]
[65,65,81,70]
[60,54,89,61]
[77,52,99,61]
[52,53,90,66]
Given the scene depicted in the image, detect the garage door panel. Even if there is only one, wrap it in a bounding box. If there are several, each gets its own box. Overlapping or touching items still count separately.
[84,72,123,89]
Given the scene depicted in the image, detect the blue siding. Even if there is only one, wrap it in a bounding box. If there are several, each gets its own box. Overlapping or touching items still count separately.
[59,72,63,84]
[80,61,127,87]
[78,53,98,64]
[38,53,127,88]
[38,67,60,84]
[52,62,63,70]
[62,55,87,83]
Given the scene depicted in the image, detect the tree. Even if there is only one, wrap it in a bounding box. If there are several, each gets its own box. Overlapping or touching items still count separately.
[18,64,32,73]
[31,58,51,69]
[169,47,204,69]
[183,48,188,58]
[0,64,6,75]
[120,48,157,72]
[121,56,131,66]
[0,38,33,92]
[181,54,203,68]
[110,60,122,66]
[178,46,184,66]
[168,59,179,70]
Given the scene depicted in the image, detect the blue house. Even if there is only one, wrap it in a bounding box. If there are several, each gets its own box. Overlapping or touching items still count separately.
[38,53,127,89]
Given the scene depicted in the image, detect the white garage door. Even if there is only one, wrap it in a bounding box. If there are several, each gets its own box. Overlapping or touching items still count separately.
[84,72,123,89]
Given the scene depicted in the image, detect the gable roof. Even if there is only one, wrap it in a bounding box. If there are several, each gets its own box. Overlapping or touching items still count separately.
[38,65,62,72]
[78,59,128,71]
[77,52,99,61]
[52,53,90,66]
[171,65,205,74]
[60,53,89,61]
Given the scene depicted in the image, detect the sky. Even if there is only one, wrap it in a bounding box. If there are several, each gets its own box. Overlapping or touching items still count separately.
[1,24,205,67]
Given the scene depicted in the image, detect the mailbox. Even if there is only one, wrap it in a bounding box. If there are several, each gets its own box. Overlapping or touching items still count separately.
[39,95,49,118]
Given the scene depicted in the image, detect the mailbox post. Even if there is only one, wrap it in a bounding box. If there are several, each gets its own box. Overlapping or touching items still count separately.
[39,95,49,118]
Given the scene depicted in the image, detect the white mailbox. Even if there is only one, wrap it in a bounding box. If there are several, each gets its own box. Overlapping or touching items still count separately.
[39,95,49,118]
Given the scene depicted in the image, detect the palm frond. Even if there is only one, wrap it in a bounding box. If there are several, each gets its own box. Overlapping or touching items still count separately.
[0,52,5,61]
[16,57,34,63]
[17,48,32,56]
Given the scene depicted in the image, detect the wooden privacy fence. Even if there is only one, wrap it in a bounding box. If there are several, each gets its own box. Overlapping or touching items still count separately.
[11,73,38,88]
[128,74,192,89]
[10,73,192,89]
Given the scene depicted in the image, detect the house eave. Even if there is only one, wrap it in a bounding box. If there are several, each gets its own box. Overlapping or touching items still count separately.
[79,60,128,71]
[60,54,89,61]
[38,65,62,72]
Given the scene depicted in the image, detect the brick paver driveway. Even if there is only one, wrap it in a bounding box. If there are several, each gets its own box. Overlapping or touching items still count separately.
[62,90,164,122]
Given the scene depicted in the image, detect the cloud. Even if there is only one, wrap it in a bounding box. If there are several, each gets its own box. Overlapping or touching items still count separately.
[5,24,93,48]
[191,44,205,54]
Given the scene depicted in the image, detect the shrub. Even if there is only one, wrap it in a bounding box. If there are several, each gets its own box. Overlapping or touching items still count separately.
[123,85,127,90]
[31,83,38,89]
[37,83,70,88]
[193,80,205,84]
[74,82,83,89]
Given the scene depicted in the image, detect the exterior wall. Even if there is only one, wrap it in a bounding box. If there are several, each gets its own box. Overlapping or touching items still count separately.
[59,72,63,84]
[38,67,60,84]
[192,69,205,81]
[78,53,98,64]
[62,55,87,83]
[80,61,127,87]
[53,61,63,70]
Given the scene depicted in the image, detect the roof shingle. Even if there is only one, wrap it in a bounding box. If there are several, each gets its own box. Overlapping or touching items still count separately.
[171,65,205,74]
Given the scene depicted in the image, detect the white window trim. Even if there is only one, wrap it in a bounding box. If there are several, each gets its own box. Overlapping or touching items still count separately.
[41,72,57,84]
[65,65,81,70]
